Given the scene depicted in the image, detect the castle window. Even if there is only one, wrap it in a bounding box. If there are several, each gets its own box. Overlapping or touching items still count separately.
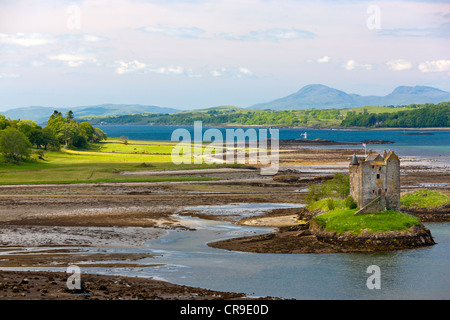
[372,166,374,169]
[376,174,380,179]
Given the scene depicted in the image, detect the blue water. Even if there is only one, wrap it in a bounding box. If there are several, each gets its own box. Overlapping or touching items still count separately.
[71,216,449,300]
[98,125,450,157]
[137,218,449,300]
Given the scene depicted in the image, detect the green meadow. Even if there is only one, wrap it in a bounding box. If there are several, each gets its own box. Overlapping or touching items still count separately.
[0,138,226,185]
[312,208,422,234]
[400,189,450,208]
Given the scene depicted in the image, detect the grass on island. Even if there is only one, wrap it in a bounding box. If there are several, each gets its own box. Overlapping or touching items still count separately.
[306,198,346,211]
[312,208,422,235]
[401,189,450,208]
[0,139,233,185]
[308,197,421,235]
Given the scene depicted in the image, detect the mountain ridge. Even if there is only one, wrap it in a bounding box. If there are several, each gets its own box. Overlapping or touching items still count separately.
[249,84,450,110]
[0,104,179,124]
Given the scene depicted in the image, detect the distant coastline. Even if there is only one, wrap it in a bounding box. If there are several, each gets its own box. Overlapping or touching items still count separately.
[97,123,450,131]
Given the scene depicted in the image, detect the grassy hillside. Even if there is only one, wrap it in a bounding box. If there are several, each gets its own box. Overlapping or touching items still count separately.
[0,138,224,185]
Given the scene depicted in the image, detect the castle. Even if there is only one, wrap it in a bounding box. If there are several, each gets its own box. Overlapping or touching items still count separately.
[349,151,400,215]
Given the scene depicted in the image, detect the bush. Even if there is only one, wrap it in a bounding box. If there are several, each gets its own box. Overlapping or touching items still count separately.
[307,198,345,211]
[326,198,335,210]
[305,173,350,204]
[344,196,358,209]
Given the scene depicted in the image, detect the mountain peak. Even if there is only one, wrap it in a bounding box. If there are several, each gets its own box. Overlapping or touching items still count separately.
[250,84,450,110]
[390,85,447,95]
[296,84,338,94]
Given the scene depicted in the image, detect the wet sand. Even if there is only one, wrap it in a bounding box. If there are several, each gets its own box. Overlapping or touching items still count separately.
[0,145,448,299]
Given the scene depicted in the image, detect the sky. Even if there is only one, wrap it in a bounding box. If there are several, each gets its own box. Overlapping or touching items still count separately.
[0,0,449,111]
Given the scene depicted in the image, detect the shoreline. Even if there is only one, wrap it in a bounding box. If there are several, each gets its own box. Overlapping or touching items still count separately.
[98,123,450,131]
[0,144,448,300]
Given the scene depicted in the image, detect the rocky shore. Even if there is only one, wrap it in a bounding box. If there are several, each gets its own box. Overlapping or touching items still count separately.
[0,270,254,300]
[400,204,450,222]
[208,215,436,254]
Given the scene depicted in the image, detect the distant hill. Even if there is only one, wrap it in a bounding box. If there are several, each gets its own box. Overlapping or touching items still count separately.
[250,84,450,110]
[0,104,179,124]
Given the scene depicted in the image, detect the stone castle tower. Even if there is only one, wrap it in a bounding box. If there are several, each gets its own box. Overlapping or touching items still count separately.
[349,151,400,214]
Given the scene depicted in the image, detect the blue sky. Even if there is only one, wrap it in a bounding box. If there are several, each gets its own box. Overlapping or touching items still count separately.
[0,0,449,110]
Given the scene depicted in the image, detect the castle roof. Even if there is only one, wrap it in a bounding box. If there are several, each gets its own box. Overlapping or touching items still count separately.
[350,154,359,165]
[366,154,383,163]
[384,151,399,162]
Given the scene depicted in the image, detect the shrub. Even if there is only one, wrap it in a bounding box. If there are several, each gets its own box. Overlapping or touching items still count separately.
[305,173,350,204]
[344,196,358,209]
[326,198,335,210]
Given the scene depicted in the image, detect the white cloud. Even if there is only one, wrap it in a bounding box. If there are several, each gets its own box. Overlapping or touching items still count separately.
[217,28,315,42]
[81,34,103,42]
[141,25,205,38]
[0,73,20,79]
[418,60,450,73]
[114,60,198,77]
[344,59,372,71]
[115,60,147,74]
[31,61,45,67]
[238,67,254,76]
[48,52,98,67]
[344,60,356,70]
[209,67,255,78]
[0,33,55,47]
[317,56,331,63]
[210,69,223,77]
[386,59,412,71]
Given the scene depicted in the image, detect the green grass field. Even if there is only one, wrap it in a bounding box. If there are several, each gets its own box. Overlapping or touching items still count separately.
[401,189,450,208]
[312,209,422,234]
[0,139,228,185]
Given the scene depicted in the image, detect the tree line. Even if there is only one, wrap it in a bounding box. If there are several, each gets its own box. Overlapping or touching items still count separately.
[84,102,449,128]
[86,108,343,127]
[0,110,107,164]
[340,102,449,128]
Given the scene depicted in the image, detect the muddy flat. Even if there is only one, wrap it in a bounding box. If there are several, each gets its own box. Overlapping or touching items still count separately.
[0,145,448,299]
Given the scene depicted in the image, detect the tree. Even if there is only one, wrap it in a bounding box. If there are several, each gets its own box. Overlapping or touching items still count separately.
[66,110,74,121]
[46,116,80,146]
[0,114,11,130]
[49,110,63,121]
[27,128,45,149]
[42,127,60,151]
[93,127,107,142]
[0,127,32,163]
[79,122,96,142]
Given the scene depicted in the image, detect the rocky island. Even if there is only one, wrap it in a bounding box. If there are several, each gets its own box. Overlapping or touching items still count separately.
[209,151,438,254]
